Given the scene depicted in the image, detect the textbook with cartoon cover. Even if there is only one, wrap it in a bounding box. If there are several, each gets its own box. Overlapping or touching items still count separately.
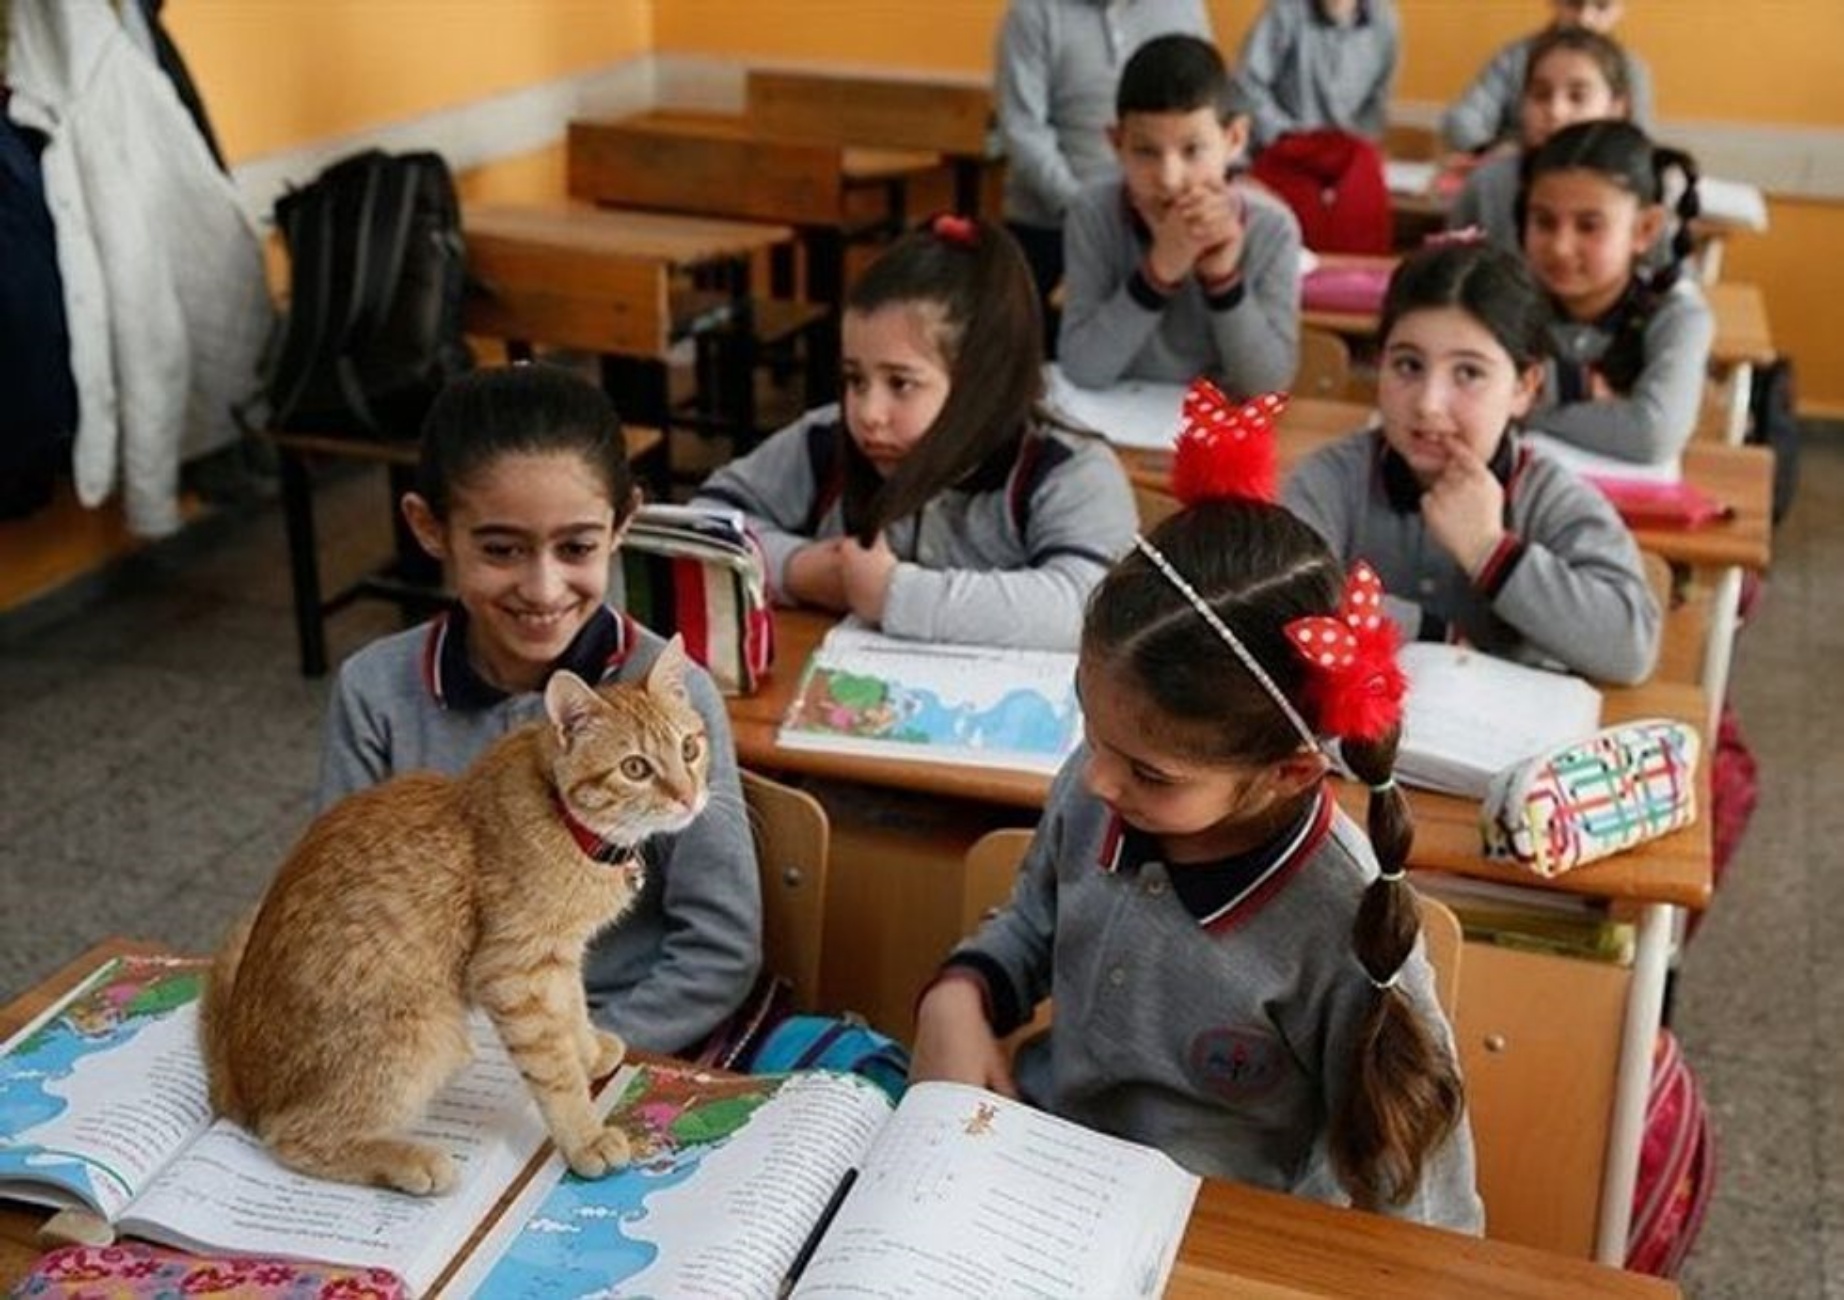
[778,620,1083,776]
[448,1064,1201,1299]
[0,954,583,1296]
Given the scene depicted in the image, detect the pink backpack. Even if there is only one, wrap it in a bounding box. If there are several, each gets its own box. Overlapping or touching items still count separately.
[1626,1029,1716,1276]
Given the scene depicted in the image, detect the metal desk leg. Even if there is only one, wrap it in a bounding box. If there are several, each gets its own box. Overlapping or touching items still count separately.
[1596,900,1672,1265]
[276,445,328,679]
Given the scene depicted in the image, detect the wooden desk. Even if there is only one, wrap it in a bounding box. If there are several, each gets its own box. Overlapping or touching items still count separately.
[465,201,795,359]
[568,110,940,304]
[0,940,1676,1299]
[744,69,1001,217]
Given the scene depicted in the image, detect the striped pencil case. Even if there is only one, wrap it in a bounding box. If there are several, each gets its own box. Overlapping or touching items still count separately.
[1481,719,1702,877]
[620,504,774,696]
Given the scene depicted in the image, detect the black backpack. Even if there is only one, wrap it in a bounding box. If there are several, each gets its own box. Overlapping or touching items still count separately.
[263,149,472,439]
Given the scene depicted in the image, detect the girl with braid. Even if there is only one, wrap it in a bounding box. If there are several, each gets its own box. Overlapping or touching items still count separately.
[911,383,1482,1230]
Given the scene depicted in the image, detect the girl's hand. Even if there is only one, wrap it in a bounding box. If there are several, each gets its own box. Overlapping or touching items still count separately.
[1587,368,1616,401]
[1421,442,1506,574]
[910,977,1018,1096]
[784,540,848,611]
[841,533,898,626]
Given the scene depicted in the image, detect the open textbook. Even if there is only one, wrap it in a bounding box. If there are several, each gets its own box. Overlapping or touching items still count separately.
[1396,642,1603,799]
[779,620,1083,776]
[0,954,572,1296]
[448,1065,1201,1299]
[1042,364,1186,450]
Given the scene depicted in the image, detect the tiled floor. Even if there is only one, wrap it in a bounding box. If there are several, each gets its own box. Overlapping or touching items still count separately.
[1,437,1837,1296]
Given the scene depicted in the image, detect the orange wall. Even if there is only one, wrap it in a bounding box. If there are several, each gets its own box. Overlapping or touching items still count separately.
[167,0,653,165]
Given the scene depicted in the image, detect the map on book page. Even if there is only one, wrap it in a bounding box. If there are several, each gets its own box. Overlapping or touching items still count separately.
[451,1066,890,1299]
[0,956,207,1218]
[778,623,1083,777]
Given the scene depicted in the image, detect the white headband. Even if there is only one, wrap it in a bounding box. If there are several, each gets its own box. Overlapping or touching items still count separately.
[1131,534,1321,754]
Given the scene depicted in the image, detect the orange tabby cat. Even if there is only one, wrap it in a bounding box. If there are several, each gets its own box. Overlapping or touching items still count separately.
[200,638,708,1195]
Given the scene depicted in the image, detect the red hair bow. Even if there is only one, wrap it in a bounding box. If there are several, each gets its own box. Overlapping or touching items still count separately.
[1171,381,1288,506]
[1284,561,1406,741]
[932,213,978,246]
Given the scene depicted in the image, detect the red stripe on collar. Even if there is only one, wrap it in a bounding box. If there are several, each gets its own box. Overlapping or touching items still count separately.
[1097,812,1127,875]
[422,612,451,705]
[1201,787,1336,935]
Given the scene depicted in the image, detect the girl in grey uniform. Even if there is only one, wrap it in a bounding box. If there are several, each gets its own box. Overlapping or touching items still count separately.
[1448,26,1633,253]
[1283,242,1660,684]
[696,216,1136,652]
[1520,119,1711,465]
[913,385,1483,1232]
[319,365,761,1056]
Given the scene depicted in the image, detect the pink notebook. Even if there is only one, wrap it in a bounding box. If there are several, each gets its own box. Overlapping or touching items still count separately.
[1301,265,1391,314]
[1587,477,1734,530]
[14,1243,408,1300]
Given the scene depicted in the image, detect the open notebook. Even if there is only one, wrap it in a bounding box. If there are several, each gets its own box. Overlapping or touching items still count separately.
[1395,643,1604,799]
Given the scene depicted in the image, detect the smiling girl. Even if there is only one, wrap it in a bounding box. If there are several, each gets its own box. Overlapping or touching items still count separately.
[694,215,1136,651]
[1518,119,1711,465]
[318,363,762,1055]
[1281,241,1660,684]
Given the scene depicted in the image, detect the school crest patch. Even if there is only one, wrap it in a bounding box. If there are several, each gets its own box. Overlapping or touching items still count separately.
[1188,1026,1289,1101]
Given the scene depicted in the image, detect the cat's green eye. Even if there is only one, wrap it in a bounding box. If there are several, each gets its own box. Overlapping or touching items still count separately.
[682,735,703,764]
[620,756,653,780]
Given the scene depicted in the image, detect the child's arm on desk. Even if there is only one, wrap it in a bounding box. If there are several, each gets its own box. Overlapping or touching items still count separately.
[1059,187,1182,389]
[1203,189,1300,398]
[692,412,837,606]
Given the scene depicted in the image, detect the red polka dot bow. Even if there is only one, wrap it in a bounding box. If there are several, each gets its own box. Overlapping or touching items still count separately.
[1283,561,1407,741]
[1172,380,1289,506]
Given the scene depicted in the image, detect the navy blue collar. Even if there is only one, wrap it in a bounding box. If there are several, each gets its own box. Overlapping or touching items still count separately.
[1376,428,1523,515]
[1097,786,1334,932]
[421,603,635,711]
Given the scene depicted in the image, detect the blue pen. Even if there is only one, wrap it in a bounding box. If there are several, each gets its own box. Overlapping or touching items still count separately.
[776,1166,859,1299]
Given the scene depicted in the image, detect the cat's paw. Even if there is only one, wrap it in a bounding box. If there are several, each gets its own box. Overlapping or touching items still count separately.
[586,1028,627,1079]
[563,1124,632,1179]
[382,1145,459,1197]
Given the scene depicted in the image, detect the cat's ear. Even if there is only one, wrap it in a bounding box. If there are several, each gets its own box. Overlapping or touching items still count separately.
[645,635,691,704]
[544,671,605,749]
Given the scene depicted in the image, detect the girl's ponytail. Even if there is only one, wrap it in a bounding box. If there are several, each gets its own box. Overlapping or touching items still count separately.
[1333,728,1466,1208]
[840,215,1044,543]
[1649,144,1702,292]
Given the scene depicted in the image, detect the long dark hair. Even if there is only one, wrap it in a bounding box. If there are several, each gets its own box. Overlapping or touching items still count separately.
[416,363,635,525]
[839,216,1043,543]
[1084,501,1465,1208]
[1517,119,1701,390]
[1380,242,1552,373]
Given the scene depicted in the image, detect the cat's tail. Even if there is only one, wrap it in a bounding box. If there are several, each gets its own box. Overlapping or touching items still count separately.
[199,908,256,1121]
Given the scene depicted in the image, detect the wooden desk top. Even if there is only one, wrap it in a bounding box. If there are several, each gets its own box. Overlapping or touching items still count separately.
[465,201,795,265]
[1118,396,1773,574]
[0,939,1675,1299]
[613,109,941,183]
[1705,281,1775,367]
[733,607,1711,908]
[1171,1175,1677,1298]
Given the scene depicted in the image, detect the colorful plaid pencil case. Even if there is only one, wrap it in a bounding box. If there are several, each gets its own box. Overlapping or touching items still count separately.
[1481,719,1702,877]
[619,504,774,696]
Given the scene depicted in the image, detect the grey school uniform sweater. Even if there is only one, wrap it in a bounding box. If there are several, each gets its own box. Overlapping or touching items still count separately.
[1441,30,1656,154]
[691,407,1136,651]
[1282,427,1661,685]
[317,607,762,1055]
[945,758,1484,1232]
[1530,276,1714,465]
[1059,179,1301,396]
[1232,0,1400,149]
[995,0,1214,229]
[1449,153,1676,279]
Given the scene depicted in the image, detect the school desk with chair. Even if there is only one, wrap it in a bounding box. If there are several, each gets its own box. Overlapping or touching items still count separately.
[0,938,1678,1299]
[723,593,1711,1265]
